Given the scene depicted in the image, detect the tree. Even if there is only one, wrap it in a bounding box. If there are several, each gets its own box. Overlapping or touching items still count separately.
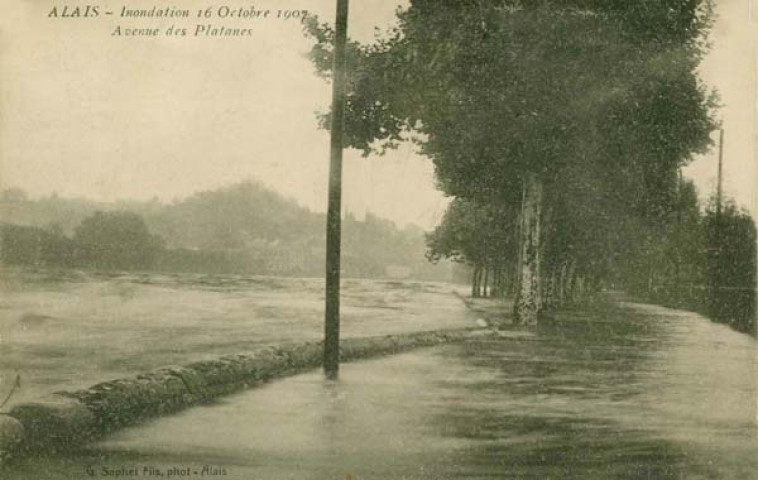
[73,211,164,270]
[704,200,756,332]
[426,198,516,298]
[305,0,716,324]
[148,181,317,250]
[0,223,75,267]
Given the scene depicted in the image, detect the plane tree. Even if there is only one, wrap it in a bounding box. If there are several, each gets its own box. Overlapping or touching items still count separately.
[304,0,715,324]
[426,197,517,298]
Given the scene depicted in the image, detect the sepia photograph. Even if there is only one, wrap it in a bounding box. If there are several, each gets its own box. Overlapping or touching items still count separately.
[0,0,756,478]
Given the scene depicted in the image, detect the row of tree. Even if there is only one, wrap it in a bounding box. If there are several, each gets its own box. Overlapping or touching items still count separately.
[425,184,756,331]
[305,0,731,325]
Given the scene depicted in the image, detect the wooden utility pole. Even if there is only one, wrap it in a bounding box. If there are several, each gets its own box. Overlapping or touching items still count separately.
[324,0,349,380]
[717,128,724,216]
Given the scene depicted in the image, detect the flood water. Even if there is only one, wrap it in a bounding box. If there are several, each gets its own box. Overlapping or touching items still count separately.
[5,300,757,479]
[0,271,472,407]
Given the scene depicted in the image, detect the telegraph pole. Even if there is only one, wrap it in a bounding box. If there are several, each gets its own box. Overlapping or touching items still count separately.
[711,127,725,320]
[674,168,683,294]
[324,0,349,380]
[717,128,724,216]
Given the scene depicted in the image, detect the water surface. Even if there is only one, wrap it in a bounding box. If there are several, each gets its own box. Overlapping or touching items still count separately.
[6,301,756,479]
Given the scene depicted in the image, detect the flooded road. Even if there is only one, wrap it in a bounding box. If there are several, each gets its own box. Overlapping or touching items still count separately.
[6,301,757,479]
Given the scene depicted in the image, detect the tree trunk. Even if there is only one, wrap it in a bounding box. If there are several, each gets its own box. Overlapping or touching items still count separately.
[575,275,586,302]
[543,266,557,310]
[495,264,505,298]
[565,260,577,303]
[471,265,480,298]
[482,266,490,298]
[556,261,566,306]
[495,265,503,298]
[509,257,519,297]
[502,265,510,298]
[491,265,499,298]
[514,172,544,325]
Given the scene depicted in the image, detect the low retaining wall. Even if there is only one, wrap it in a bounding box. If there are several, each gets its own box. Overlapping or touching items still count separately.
[0,328,480,463]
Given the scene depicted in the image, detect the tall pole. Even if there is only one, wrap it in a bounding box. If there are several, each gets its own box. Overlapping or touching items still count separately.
[324,0,349,380]
[674,168,682,294]
[713,127,725,316]
[717,128,724,216]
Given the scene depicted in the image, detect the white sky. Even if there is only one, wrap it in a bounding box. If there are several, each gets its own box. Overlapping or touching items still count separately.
[686,0,756,217]
[0,0,754,229]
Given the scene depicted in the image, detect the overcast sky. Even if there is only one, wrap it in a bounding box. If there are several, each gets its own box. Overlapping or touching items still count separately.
[0,0,754,229]
[686,0,756,217]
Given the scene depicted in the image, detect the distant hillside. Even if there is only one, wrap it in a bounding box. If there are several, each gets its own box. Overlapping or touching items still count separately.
[0,182,453,280]
[143,182,322,250]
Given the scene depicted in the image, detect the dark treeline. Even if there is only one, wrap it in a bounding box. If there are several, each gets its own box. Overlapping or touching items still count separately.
[645,197,756,334]
[426,190,756,333]
[0,183,451,281]
[2,211,172,272]
[425,199,517,300]
[305,0,756,332]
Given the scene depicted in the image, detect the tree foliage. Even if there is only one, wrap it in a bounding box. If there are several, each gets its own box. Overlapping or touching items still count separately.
[426,197,515,268]
[0,223,75,267]
[304,0,718,319]
[73,211,165,270]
